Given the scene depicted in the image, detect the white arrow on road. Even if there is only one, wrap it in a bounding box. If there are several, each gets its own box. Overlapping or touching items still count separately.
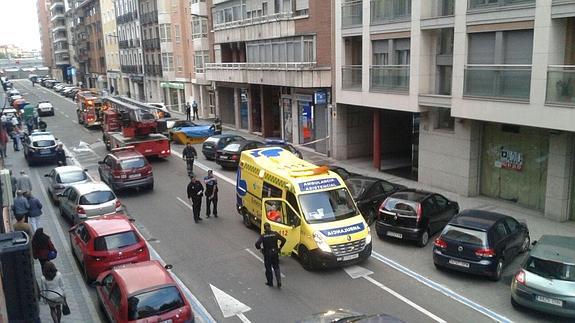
[344,265,446,323]
[210,284,252,323]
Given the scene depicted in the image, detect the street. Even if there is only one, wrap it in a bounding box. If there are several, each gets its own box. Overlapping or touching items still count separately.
[9,79,570,323]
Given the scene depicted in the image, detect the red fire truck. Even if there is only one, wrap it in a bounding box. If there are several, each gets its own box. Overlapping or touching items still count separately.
[101,96,171,158]
[76,90,104,127]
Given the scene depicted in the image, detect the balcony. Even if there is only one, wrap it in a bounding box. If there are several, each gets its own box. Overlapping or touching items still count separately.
[370,65,410,93]
[371,0,411,25]
[342,65,362,90]
[546,65,575,106]
[143,38,161,50]
[119,40,129,49]
[468,0,535,11]
[51,12,65,21]
[141,11,158,25]
[191,0,208,17]
[205,62,331,88]
[421,0,455,29]
[342,0,363,29]
[53,33,68,43]
[552,0,575,18]
[463,65,531,101]
[49,1,64,11]
[144,64,163,76]
[213,12,297,43]
[121,65,143,74]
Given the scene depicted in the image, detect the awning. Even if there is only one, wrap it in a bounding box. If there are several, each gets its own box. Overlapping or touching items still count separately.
[160,82,184,90]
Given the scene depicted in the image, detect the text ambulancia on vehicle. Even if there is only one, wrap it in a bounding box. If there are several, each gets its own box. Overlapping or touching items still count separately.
[236,147,372,270]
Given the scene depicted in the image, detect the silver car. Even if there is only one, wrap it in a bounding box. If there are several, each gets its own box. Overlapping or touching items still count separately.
[511,235,575,318]
[58,182,122,225]
[45,166,92,203]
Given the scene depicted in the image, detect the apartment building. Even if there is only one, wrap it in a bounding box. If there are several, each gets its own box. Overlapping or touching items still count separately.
[116,0,145,100]
[50,0,71,82]
[37,0,54,71]
[101,0,122,94]
[335,0,575,221]
[206,0,333,154]
[190,0,214,117]
[140,0,162,101]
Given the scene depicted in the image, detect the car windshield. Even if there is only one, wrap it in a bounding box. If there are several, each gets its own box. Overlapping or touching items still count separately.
[524,256,575,282]
[346,179,377,199]
[58,171,87,183]
[128,286,185,320]
[298,188,358,224]
[205,137,219,143]
[94,231,139,251]
[33,140,55,148]
[79,191,115,205]
[120,158,146,169]
[225,143,242,152]
[382,198,418,215]
[441,225,487,246]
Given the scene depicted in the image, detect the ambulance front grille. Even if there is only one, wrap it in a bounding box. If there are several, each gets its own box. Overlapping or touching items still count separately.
[330,238,366,256]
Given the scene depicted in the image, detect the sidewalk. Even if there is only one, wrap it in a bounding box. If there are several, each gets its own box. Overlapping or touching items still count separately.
[171,110,575,240]
[3,152,101,322]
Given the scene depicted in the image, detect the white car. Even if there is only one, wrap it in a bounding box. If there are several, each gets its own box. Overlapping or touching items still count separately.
[37,101,55,116]
[2,108,18,118]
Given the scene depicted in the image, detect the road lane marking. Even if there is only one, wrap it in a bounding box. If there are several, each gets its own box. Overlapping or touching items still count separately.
[172,150,235,186]
[177,197,193,210]
[210,284,252,321]
[245,248,286,278]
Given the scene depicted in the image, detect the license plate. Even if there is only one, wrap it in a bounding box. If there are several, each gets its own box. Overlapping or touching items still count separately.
[448,259,470,268]
[220,155,229,160]
[145,149,152,153]
[535,295,563,307]
[39,149,50,154]
[159,320,173,323]
[387,231,402,239]
[338,253,359,261]
[129,174,141,179]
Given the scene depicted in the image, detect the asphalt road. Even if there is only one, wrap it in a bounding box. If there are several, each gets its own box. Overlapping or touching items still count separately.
[10,80,565,323]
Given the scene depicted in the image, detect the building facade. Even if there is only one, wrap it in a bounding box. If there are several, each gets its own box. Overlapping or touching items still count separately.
[37,0,54,71]
[140,0,163,102]
[50,0,71,82]
[190,0,214,118]
[335,0,575,221]
[116,0,145,100]
[206,0,333,154]
[101,0,122,94]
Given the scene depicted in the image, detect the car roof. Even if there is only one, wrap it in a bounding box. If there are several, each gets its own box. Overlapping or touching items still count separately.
[212,134,241,139]
[54,165,85,174]
[113,260,176,295]
[110,149,145,160]
[71,182,113,195]
[529,235,575,264]
[389,189,433,202]
[449,210,508,231]
[30,134,56,142]
[38,102,53,106]
[84,215,134,237]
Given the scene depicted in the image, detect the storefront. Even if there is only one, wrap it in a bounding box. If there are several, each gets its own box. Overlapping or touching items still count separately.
[294,90,329,154]
[480,124,549,211]
[161,82,186,113]
[281,96,293,142]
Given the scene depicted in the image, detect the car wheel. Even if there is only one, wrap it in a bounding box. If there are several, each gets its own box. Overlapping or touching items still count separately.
[82,263,93,284]
[491,258,504,281]
[242,210,253,229]
[433,261,444,271]
[511,297,521,310]
[59,206,65,219]
[520,236,530,253]
[417,229,430,247]
[366,208,376,226]
[299,245,315,271]
[148,183,154,191]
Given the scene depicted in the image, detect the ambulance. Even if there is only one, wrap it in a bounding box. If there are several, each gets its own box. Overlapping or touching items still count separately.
[236,147,372,270]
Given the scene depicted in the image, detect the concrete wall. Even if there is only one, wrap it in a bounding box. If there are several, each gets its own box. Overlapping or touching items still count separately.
[544,132,574,221]
[345,105,373,159]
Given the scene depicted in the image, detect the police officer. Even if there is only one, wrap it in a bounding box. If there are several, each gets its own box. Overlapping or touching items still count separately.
[182,143,197,177]
[55,143,66,166]
[255,223,286,288]
[187,175,204,223]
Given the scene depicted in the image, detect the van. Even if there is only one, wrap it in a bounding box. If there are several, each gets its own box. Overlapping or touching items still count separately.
[237,147,372,270]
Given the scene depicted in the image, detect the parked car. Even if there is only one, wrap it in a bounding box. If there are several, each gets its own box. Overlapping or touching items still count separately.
[376,190,459,247]
[433,210,530,281]
[264,138,303,159]
[66,88,80,99]
[511,235,575,318]
[45,165,92,203]
[23,132,59,166]
[60,86,76,96]
[53,84,66,92]
[8,94,22,105]
[98,147,154,192]
[2,108,18,119]
[166,120,198,140]
[69,213,150,282]
[95,260,194,323]
[216,140,265,169]
[328,165,360,181]
[45,80,60,89]
[202,134,245,160]
[58,182,122,224]
[346,176,406,225]
[37,101,55,116]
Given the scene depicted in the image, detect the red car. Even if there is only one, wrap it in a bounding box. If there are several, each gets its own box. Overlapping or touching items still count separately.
[69,214,150,283]
[95,260,194,323]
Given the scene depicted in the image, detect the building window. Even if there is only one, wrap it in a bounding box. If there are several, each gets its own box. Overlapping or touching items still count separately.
[246,35,315,63]
[161,52,174,71]
[176,55,183,72]
[194,51,209,73]
[435,108,454,130]
[159,24,171,42]
[192,17,208,39]
[174,25,181,43]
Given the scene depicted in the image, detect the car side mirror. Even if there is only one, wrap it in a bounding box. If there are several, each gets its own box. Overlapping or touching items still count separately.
[91,280,102,287]
[164,264,173,270]
[97,161,104,165]
[44,174,50,177]
[128,217,135,222]
[531,240,537,246]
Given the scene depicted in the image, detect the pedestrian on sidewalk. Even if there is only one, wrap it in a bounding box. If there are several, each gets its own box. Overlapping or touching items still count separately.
[13,213,33,238]
[32,228,57,271]
[10,115,19,129]
[10,170,17,198]
[16,170,32,193]
[185,102,191,121]
[182,143,197,177]
[25,191,42,233]
[25,117,34,134]
[192,100,199,121]
[12,128,22,151]
[0,127,8,158]
[255,222,286,288]
[187,175,204,223]
[41,261,66,323]
[12,190,30,223]
[204,170,218,218]
[55,143,66,166]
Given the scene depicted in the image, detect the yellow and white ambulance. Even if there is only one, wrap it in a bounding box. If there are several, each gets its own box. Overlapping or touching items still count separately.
[236,147,372,270]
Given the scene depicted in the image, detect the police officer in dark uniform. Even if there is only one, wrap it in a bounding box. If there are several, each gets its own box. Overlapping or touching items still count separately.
[182,143,197,177]
[255,223,286,288]
[55,143,66,166]
[186,175,204,223]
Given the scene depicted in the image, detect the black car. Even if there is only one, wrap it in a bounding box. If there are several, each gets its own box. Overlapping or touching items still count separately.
[433,210,530,281]
[66,88,80,99]
[216,140,264,169]
[264,138,303,159]
[376,190,459,247]
[328,165,360,180]
[202,134,245,160]
[346,176,406,225]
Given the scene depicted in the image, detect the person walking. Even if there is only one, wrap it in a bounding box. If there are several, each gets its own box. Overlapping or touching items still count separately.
[55,143,66,166]
[12,128,22,151]
[187,175,204,223]
[25,117,34,134]
[13,213,33,238]
[0,127,8,158]
[255,222,286,288]
[11,115,19,129]
[182,143,197,177]
[12,190,30,223]
[185,102,191,121]
[192,100,199,121]
[32,228,57,271]
[10,170,17,198]
[26,191,43,233]
[16,170,32,193]
[40,261,66,323]
[204,170,218,218]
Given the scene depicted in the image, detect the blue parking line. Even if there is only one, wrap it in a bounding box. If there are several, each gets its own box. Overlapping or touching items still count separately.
[371,251,513,323]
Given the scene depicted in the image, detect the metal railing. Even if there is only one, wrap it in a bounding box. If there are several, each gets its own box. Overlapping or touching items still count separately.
[144,64,162,76]
[371,0,411,24]
[342,0,363,28]
[143,38,161,50]
[213,11,295,30]
[463,64,531,101]
[141,11,159,25]
[342,65,363,90]
[205,62,318,70]
[427,0,455,17]
[468,0,534,10]
[121,65,142,74]
[546,65,575,106]
[370,65,410,93]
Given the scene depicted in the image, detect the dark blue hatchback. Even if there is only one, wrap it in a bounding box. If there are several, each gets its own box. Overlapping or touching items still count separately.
[23,132,58,165]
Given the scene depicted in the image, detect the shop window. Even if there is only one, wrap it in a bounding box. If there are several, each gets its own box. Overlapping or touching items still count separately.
[501,124,520,133]
[436,108,454,130]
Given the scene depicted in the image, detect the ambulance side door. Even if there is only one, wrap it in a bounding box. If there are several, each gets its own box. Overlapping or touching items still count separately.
[261,198,301,255]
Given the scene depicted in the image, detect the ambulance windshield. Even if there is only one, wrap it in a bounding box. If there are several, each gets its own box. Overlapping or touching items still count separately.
[299,188,358,224]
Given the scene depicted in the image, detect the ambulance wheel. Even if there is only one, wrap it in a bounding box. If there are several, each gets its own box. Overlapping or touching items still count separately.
[299,245,315,271]
[241,210,253,229]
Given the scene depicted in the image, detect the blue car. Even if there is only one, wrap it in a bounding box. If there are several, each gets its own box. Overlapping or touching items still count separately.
[23,132,59,166]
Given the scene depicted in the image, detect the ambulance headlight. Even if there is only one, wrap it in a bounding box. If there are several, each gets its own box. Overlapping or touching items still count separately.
[313,231,332,253]
[366,227,372,244]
